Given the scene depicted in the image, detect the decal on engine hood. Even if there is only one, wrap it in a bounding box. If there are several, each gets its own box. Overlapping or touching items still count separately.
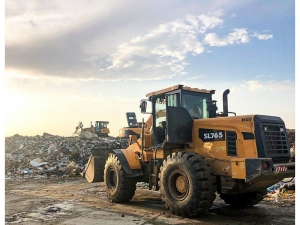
[199,129,225,142]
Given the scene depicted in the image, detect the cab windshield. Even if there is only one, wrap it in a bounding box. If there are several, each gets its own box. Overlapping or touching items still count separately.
[96,122,107,128]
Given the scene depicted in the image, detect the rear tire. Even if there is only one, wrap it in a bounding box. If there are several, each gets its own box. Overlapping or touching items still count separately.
[158,152,216,217]
[104,154,136,202]
[220,190,267,207]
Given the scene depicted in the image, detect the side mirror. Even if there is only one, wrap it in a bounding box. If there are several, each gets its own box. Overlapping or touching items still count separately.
[140,100,152,114]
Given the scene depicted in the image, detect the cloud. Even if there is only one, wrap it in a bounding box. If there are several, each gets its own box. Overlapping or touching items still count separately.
[6,5,274,81]
[93,12,272,80]
[203,28,273,47]
[241,80,263,91]
[186,75,205,80]
[252,32,273,40]
[103,13,224,79]
[203,28,249,46]
[235,79,294,92]
[5,1,120,46]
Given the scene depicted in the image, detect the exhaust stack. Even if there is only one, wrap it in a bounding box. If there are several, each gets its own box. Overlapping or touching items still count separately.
[223,89,230,117]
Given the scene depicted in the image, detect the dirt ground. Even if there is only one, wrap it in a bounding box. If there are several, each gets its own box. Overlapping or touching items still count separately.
[5,176,295,225]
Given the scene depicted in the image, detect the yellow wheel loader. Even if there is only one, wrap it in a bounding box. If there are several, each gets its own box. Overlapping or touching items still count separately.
[82,84,295,217]
[119,112,151,138]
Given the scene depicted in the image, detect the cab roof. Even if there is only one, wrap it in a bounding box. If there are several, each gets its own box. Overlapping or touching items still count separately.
[146,84,215,97]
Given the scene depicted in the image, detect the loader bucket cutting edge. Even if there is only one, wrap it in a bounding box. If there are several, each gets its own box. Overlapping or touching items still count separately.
[81,149,114,183]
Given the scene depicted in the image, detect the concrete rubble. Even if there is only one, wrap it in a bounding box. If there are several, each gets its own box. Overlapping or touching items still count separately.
[5,132,129,179]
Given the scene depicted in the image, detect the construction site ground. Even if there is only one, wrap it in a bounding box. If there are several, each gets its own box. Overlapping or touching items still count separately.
[5,176,295,225]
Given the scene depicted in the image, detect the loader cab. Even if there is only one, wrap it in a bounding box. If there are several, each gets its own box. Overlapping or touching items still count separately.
[95,121,109,136]
[141,85,215,146]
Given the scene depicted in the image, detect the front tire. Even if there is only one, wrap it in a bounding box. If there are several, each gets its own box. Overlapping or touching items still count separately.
[158,152,217,217]
[104,154,137,202]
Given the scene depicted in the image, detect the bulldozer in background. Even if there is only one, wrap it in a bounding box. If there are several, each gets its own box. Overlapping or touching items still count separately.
[74,121,110,137]
[82,84,295,217]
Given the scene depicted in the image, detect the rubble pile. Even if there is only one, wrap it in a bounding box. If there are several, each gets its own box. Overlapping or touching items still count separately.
[286,129,295,148]
[5,132,129,179]
[265,177,295,202]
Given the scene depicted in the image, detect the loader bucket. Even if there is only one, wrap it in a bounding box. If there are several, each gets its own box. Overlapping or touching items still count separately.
[81,148,114,183]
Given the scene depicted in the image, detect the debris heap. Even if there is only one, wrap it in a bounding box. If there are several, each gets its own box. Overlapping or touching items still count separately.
[5,129,296,181]
[286,129,295,148]
[5,132,129,179]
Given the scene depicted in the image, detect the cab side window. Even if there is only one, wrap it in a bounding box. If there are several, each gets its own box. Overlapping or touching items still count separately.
[167,94,179,107]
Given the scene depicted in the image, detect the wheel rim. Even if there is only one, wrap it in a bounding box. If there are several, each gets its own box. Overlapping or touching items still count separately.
[168,169,189,201]
[107,167,117,190]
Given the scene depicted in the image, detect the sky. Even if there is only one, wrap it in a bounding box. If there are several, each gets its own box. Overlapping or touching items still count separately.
[4,0,297,138]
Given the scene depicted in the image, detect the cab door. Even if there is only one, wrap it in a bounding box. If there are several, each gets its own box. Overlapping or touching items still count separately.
[166,93,193,143]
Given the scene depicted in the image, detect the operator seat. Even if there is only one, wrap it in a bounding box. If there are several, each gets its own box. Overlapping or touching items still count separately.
[156,121,167,143]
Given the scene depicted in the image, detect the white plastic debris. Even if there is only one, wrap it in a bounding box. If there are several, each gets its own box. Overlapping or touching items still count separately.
[30,158,42,167]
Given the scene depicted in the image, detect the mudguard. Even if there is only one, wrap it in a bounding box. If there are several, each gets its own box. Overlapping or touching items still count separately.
[113,149,144,177]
